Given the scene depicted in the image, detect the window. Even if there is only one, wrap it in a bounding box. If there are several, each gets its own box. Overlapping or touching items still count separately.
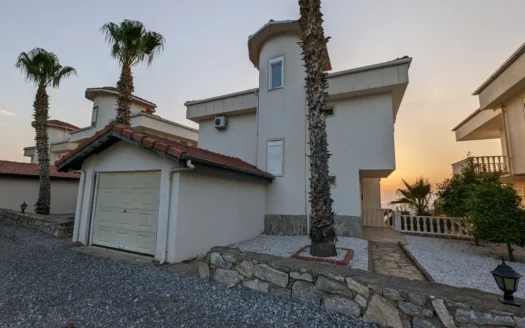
[269,56,284,90]
[91,106,98,127]
[324,107,334,117]
[267,140,283,176]
[329,176,336,187]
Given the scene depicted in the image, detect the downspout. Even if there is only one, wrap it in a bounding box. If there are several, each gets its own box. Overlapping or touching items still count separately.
[160,160,195,264]
[254,90,260,166]
[72,170,86,243]
[501,106,513,175]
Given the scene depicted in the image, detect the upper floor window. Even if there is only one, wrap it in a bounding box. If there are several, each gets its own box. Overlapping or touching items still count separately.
[269,56,284,90]
[267,139,283,176]
[324,106,334,117]
[91,106,98,127]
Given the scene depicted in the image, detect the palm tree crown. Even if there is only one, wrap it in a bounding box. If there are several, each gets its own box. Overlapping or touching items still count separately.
[100,20,165,125]
[390,177,432,216]
[16,48,76,88]
[101,20,165,68]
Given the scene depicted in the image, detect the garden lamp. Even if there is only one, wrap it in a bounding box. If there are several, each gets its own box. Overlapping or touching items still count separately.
[491,257,521,306]
[20,202,27,213]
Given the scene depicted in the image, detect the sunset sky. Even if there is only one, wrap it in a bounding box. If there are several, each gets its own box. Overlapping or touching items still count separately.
[0,0,522,205]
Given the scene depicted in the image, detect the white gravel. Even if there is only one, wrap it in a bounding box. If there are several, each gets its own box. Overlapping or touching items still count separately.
[404,235,525,298]
[231,235,368,271]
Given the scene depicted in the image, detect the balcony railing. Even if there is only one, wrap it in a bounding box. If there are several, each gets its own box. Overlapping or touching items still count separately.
[362,208,394,227]
[395,214,471,239]
[452,156,508,175]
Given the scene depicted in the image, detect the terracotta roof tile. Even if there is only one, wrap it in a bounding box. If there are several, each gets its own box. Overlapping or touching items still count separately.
[0,160,79,179]
[56,124,273,180]
[47,120,79,131]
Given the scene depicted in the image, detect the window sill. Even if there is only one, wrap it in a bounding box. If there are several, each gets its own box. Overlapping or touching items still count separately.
[268,86,284,92]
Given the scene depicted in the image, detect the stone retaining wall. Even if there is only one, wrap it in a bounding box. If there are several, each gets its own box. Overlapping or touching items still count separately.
[0,209,74,238]
[264,215,362,238]
[199,246,525,328]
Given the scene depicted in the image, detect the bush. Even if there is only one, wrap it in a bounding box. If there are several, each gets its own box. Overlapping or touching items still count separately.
[467,182,525,261]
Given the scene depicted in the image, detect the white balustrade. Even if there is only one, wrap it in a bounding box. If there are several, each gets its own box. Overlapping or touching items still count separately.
[395,214,471,238]
[471,156,508,173]
[362,209,394,227]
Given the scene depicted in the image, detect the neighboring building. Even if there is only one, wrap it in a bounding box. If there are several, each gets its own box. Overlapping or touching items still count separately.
[23,86,199,164]
[57,20,411,263]
[23,120,80,163]
[0,160,79,214]
[452,42,525,198]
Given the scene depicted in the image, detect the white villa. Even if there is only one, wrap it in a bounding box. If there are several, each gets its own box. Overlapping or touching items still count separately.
[57,20,411,263]
[23,86,198,163]
[452,42,525,199]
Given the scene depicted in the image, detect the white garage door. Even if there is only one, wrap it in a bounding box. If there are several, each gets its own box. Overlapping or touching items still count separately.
[92,171,161,255]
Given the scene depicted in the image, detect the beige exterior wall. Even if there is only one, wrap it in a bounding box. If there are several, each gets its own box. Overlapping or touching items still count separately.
[186,90,258,121]
[198,113,257,165]
[0,176,78,214]
[327,94,395,216]
[131,115,198,146]
[502,89,525,175]
[256,33,308,216]
[361,178,381,210]
[173,171,266,263]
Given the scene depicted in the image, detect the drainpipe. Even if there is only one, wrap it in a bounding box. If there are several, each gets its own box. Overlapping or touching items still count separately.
[160,160,195,264]
[72,170,86,243]
[254,90,260,166]
[501,106,513,175]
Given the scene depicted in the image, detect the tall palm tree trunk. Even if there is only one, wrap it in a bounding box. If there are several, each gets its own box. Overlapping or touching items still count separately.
[299,0,336,257]
[33,85,51,215]
[116,65,134,125]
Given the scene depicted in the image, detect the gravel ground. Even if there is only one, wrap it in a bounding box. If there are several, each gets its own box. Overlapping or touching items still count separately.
[297,247,348,261]
[404,235,525,298]
[0,223,375,328]
[231,235,368,271]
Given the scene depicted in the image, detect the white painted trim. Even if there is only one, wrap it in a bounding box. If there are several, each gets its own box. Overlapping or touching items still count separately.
[88,172,100,246]
[269,56,284,90]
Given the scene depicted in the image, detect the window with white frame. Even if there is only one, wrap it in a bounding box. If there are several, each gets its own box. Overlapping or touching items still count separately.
[91,106,98,127]
[269,56,284,90]
[267,140,283,176]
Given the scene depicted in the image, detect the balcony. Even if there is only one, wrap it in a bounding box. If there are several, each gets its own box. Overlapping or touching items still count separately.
[452,156,508,175]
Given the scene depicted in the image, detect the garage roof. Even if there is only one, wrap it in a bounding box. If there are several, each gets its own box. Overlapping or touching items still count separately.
[0,160,79,179]
[55,124,274,180]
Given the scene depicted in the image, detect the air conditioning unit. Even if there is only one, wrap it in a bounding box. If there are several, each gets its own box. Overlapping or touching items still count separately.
[214,116,228,130]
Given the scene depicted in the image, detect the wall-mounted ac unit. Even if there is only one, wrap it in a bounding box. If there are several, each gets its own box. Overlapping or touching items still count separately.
[214,116,228,130]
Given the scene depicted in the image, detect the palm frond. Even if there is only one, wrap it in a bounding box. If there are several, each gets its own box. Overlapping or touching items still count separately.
[52,66,77,88]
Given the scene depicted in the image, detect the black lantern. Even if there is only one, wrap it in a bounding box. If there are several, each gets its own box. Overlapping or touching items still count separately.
[20,202,27,213]
[491,257,521,306]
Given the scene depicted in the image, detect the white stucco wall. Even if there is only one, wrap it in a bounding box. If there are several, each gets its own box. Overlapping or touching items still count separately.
[0,176,78,214]
[256,33,308,215]
[327,94,395,216]
[92,94,148,130]
[198,113,257,165]
[171,171,266,263]
[361,178,381,210]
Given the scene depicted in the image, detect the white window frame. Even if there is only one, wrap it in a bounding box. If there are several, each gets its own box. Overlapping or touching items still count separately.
[91,106,99,127]
[269,56,284,90]
[267,139,284,176]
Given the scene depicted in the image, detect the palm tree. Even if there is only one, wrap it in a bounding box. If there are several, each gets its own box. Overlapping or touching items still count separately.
[298,0,336,257]
[390,177,432,215]
[15,48,76,215]
[100,20,165,125]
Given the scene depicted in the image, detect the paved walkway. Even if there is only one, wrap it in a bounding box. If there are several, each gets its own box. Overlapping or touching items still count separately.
[363,226,426,281]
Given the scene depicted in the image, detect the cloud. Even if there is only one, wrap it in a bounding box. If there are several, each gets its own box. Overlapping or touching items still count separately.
[0,110,14,117]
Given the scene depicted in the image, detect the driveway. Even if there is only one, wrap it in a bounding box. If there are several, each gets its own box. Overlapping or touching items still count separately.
[0,223,373,328]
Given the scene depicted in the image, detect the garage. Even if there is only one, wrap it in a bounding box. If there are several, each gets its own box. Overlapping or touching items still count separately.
[91,171,161,255]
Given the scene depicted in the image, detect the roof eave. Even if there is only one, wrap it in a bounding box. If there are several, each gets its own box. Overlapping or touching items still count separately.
[452,108,482,132]
[85,88,157,109]
[181,154,274,181]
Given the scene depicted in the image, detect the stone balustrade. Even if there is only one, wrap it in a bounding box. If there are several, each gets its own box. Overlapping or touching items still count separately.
[362,208,394,227]
[0,208,74,238]
[199,246,525,328]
